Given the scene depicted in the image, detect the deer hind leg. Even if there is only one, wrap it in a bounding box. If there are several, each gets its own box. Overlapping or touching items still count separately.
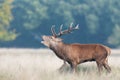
[103,58,111,73]
[96,61,103,74]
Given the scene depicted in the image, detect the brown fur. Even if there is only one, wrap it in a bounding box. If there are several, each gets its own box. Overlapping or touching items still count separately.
[41,35,111,73]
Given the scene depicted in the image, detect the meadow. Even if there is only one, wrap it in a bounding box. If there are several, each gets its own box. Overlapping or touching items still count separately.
[0,48,120,80]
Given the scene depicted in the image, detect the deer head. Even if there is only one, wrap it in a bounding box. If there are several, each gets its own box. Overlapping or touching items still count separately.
[41,23,79,48]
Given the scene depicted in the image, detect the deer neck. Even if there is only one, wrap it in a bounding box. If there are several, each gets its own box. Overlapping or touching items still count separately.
[50,42,67,59]
[50,42,65,51]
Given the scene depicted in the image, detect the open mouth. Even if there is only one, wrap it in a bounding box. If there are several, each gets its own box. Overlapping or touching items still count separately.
[41,35,47,44]
[41,40,45,44]
[41,41,44,43]
[41,36,44,43]
[41,39,45,44]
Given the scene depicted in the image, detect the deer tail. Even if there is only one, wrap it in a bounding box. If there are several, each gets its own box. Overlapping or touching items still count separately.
[104,46,111,56]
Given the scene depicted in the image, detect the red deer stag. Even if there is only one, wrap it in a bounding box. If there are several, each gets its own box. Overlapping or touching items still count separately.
[41,24,111,73]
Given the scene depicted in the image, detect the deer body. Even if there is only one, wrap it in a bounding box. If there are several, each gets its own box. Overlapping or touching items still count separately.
[41,24,111,73]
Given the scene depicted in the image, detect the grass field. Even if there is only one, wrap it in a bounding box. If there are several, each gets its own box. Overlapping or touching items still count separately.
[0,48,120,80]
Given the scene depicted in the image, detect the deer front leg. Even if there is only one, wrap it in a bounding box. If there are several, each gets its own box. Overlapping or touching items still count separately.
[59,60,67,72]
[70,62,77,73]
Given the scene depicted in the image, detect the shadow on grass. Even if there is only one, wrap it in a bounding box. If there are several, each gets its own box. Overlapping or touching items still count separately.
[58,64,98,74]
[57,64,118,75]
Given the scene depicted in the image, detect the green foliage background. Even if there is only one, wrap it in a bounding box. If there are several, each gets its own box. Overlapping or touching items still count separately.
[0,0,120,48]
[0,0,17,41]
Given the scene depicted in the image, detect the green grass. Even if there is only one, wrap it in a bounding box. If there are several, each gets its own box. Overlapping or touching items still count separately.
[0,48,120,80]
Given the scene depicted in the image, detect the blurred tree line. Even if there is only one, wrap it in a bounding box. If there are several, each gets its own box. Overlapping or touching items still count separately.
[0,0,17,41]
[0,0,120,48]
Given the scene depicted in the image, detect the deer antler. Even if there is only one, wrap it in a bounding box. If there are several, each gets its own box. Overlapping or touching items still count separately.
[51,23,79,37]
[51,25,58,37]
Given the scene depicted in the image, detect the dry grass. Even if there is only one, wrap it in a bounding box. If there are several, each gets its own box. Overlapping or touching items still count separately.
[0,48,120,80]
